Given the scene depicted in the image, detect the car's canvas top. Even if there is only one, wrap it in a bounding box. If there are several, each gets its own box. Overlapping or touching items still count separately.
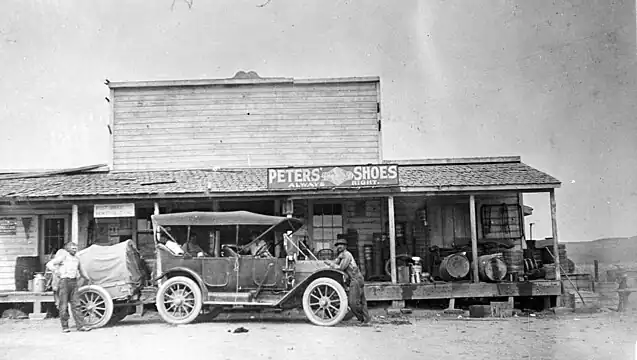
[77,239,146,288]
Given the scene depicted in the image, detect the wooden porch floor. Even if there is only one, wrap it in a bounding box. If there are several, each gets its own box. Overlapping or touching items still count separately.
[364,280,562,301]
[0,280,562,307]
[0,291,55,303]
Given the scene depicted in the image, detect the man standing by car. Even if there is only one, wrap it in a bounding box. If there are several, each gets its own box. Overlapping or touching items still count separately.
[46,241,91,332]
[324,239,371,324]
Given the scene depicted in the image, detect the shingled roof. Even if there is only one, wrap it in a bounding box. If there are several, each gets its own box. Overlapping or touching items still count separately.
[0,158,560,201]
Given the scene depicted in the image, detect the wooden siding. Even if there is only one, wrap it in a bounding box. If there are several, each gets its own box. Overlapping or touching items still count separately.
[393,197,429,258]
[0,215,38,291]
[345,199,383,246]
[386,194,522,257]
[111,81,381,171]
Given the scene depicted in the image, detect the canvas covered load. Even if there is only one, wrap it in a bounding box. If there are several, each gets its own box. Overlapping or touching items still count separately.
[77,239,147,290]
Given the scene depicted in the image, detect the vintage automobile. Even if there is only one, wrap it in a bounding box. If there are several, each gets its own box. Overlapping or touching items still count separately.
[71,210,352,329]
[152,211,352,326]
[75,239,149,328]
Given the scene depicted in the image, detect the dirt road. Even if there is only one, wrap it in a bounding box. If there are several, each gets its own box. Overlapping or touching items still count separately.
[1,310,636,360]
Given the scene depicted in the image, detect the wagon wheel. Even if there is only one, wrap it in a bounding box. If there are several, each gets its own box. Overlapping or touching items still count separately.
[302,277,348,326]
[77,285,114,329]
[156,276,202,325]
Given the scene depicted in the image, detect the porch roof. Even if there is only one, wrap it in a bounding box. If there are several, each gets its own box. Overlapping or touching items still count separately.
[0,158,560,201]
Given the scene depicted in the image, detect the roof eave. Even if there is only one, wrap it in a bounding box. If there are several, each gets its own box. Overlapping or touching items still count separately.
[399,183,561,193]
[0,182,562,203]
[107,76,380,89]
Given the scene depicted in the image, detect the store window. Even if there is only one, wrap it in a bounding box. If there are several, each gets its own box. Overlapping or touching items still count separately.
[44,218,66,256]
[312,203,344,252]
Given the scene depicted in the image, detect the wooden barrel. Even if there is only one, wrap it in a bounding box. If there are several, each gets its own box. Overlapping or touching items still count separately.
[502,249,524,275]
[478,254,507,282]
[544,264,557,280]
[363,245,373,278]
[15,256,41,291]
[439,253,470,281]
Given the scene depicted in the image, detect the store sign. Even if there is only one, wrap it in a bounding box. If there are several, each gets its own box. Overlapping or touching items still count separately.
[94,203,136,218]
[267,164,399,189]
[0,218,17,235]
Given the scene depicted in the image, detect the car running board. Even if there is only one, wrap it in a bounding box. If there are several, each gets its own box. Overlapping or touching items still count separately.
[202,300,277,307]
[206,292,277,306]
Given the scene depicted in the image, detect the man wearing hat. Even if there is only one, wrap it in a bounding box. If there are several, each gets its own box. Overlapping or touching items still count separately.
[324,235,370,324]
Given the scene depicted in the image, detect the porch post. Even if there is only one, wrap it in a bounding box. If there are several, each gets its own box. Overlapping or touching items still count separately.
[212,200,221,257]
[154,202,161,283]
[71,204,79,245]
[388,196,397,284]
[469,195,479,283]
[550,190,561,281]
[274,199,282,257]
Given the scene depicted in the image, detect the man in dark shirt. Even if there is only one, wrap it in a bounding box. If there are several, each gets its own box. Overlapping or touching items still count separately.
[181,234,208,257]
[324,239,370,324]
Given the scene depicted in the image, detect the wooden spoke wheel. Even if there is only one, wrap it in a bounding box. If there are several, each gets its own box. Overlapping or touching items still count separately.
[156,276,202,325]
[302,278,348,326]
[77,285,114,329]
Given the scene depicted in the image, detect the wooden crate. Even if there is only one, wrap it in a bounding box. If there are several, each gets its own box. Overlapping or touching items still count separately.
[567,290,600,309]
[594,282,619,308]
[562,273,593,293]
[490,301,513,318]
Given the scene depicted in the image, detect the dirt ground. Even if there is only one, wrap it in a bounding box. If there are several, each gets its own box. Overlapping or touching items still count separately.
[1,308,637,360]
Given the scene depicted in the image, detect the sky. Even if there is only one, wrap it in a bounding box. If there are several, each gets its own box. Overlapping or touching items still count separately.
[0,0,636,242]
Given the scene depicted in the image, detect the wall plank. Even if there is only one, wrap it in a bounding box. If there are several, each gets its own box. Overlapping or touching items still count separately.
[0,215,38,291]
[112,80,380,170]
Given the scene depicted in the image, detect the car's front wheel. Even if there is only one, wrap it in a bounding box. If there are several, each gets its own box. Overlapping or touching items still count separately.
[156,276,202,325]
[302,277,348,326]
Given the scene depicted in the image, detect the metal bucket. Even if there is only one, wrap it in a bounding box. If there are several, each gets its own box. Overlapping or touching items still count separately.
[397,265,410,284]
[33,273,46,293]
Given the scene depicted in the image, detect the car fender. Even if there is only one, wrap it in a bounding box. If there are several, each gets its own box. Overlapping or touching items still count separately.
[276,268,348,306]
[153,267,207,300]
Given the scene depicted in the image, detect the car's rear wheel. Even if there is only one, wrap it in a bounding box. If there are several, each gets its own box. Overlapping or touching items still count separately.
[302,277,348,326]
[77,285,114,329]
[156,276,202,325]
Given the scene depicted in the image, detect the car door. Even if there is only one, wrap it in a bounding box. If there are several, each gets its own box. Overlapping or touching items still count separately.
[201,257,237,291]
[237,257,286,290]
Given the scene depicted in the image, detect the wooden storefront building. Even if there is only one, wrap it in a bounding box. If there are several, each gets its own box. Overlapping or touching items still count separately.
[0,72,563,312]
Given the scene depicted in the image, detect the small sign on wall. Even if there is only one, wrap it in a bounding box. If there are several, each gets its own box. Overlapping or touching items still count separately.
[94,203,136,218]
[0,218,17,235]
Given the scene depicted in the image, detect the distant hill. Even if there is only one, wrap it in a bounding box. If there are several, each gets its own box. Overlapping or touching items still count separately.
[565,236,637,265]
